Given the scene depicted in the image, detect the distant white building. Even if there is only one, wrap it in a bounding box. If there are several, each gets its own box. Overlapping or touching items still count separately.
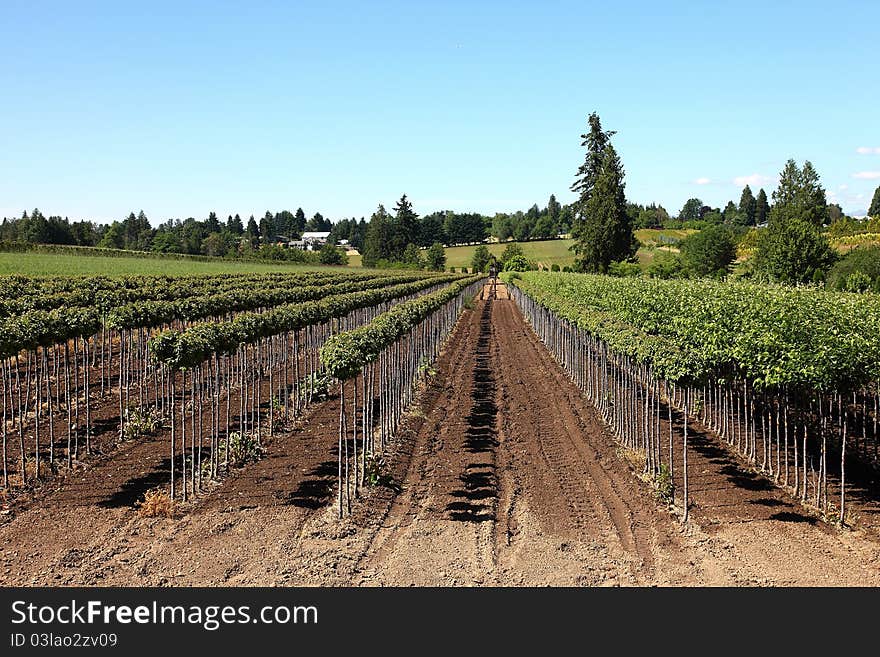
[296,231,331,251]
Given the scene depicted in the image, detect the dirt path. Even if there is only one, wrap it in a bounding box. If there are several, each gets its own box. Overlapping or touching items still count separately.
[2,295,880,586]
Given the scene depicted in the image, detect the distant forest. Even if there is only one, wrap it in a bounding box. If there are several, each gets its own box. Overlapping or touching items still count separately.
[3,181,878,266]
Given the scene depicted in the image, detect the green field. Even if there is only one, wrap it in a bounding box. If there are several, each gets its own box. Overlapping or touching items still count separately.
[439,230,696,271]
[0,252,331,276]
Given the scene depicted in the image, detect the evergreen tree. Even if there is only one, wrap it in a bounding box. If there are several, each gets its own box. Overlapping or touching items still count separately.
[260,211,275,242]
[391,194,419,258]
[738,185,757,225]
[547,194,561,223]
[757,160,834,284]
[755,188,770,225]
[246,215,259,243]
[227,213,244,235]
[770,159,827,227]
[570,112,616,201]
[295,208,307,233]
[572,144,636,273]
[205,211,220,233]
[869,185,880,218]
[362,204,392,267]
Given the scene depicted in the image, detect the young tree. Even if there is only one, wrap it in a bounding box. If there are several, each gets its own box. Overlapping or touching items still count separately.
[738,185,757,225]
[401,243,424,268]
[426,242,446,271]
[471,244,491,273]
[869,184,880,218]
[572,144,636,273]
[755,188,770,225]
[500,241,525,267]
[679,225,737,277]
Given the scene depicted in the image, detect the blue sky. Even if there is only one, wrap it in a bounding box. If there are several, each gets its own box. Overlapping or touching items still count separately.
[2,0,879,224]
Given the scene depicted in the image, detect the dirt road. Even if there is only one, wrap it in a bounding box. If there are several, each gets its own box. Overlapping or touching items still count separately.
[2,296,880,586]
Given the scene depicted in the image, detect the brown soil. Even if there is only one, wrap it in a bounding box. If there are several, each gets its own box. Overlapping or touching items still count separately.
[2,295,880,586]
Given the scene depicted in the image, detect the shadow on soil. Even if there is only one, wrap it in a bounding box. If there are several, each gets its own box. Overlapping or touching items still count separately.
[447,301,498,523]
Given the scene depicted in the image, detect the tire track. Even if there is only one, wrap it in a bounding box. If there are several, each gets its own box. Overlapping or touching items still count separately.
[354,304,483,575]
[493,300,660,580]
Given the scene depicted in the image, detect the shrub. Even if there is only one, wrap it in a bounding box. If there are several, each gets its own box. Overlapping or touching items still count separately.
[607,260,642,278]
[550,263,560,272]
[679,224,736,278]
[137,489,176,518]
[828,245,880,293]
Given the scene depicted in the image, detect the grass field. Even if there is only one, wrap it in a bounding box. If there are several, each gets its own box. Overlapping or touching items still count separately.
[439,230,696,271]
[0,252,330,276]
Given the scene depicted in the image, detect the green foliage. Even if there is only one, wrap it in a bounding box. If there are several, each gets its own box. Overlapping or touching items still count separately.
[364,454,400,491]
[500,242,525,266]
[123,405,162,441]
[828,246,880,293]
[221,431,265,468]
[738,186,757,226]
[550,263,560,272]
[318,242,348,265]
[770,159,827,227]
[401,243,424,268]
[506,271,880,391]
[150,274,463,370]
[471,244,491,273]
[870,185,880,218]
[678,198,704,223]
[645,251,683,279]
[679,224,737,278]
[320,276,482,380]
[607,260,641,277]
[655,463,674,501]
[571,144,636,273]
[299,370,334,404]
[755,218,836,285]
[426,242,446,271]
[502,254,535,272]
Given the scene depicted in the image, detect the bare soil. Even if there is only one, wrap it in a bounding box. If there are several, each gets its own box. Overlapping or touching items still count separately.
[2,295,880,586]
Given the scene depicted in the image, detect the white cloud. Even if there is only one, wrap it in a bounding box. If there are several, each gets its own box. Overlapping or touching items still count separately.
[693,177,712,185]
[838,184,849,190]
[733,173,772,187]
[852,171,880,180]
[856,146,880,154]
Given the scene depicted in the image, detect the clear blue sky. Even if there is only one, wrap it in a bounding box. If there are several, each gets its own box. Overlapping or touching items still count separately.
[2,0,879,224]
